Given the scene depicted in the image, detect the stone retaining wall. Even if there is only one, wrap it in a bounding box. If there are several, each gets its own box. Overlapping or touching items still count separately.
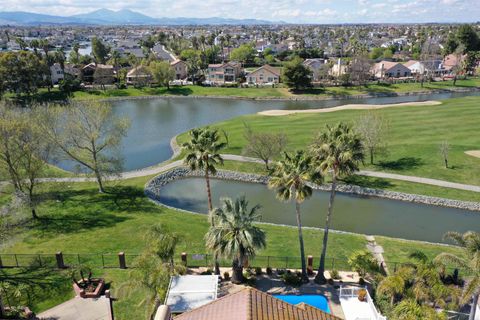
[145,167,480,212]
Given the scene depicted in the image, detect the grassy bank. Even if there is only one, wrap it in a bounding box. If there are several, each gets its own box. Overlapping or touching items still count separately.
[0,174,465,318]
[179,95,480,187]
[22,78,480,102]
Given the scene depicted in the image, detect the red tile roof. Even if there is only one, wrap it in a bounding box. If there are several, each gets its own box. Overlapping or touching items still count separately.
[174,287,342,320]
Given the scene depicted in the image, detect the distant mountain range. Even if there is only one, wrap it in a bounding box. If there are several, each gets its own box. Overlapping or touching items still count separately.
[0,9,284,26]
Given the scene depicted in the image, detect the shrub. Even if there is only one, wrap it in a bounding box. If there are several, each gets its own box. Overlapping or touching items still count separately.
[201,268,213,275]
[266,267,273,275]
[330,269,341,280]
[255,267,263,276]
[223,272,230,281]
[281,272,303,287]
[277,268,286,276]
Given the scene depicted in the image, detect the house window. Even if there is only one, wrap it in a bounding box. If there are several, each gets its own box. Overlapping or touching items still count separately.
[267,77,273,82]
[218,74,224,79]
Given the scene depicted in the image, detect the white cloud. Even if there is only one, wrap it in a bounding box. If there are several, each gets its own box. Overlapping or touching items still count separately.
[0,0,478,23]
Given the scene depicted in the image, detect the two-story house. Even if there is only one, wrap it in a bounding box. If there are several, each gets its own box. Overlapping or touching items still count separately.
[246,65,280,85]
[207,61,242,85]
[171,60,188,80]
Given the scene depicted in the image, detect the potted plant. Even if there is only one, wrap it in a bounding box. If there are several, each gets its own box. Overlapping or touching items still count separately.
[71,267,105,298]
[357,288,367,302]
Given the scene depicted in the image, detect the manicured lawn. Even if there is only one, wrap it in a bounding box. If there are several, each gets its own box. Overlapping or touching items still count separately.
[20,78,480,102]
[178,96,480,186]
[0,174,464,318]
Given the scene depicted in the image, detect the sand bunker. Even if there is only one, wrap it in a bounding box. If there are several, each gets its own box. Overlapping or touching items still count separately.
[258,100,442,116]
[465,150,480,159]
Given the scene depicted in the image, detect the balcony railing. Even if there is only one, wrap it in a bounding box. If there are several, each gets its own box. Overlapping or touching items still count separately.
[339,286,387,320]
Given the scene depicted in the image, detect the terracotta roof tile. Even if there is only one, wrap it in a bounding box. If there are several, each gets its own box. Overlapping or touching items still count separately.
[174,287,342,320]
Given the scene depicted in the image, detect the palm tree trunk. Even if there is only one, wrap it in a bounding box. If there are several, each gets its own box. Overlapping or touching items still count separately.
[295,200,308,282]
[469,293,479,320]
[315,174,337,284]
[205,169,213,211]
[231,257,244,284]
[205,168,220,275]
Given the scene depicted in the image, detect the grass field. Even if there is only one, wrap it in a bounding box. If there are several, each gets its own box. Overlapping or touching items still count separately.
[0,172,465,318]
[22,78,480,102]
[179,95,480,187]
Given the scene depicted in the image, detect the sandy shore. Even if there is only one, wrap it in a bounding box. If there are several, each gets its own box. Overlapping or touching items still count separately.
[258,100,442,116]
[465,150,480,159]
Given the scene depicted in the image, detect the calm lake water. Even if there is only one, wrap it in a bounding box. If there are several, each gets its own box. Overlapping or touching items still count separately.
[158,178,480,243]
[57,90,480,171]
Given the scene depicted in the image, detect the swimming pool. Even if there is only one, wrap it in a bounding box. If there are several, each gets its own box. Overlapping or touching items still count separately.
[272,294,330,313]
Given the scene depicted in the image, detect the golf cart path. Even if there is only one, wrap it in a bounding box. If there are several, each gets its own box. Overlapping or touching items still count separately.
[37,154,480,193]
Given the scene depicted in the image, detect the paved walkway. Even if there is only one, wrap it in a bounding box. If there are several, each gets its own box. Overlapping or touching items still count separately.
[37,296,112,320]
[1,152,477,193]
[358,170,480,193]
[31,154,480,194]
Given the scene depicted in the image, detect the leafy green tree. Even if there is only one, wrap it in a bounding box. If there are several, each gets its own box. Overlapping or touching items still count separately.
[180,49,202,80]
[269,150,323,281]
[39,101,130,193]
[435,231,480,320]
[230,44,256,64]
[91,37,109,64]
[457,24,480,52]
[182,127,227,275]
[69,42,80,64]
[206,196,266,283]
[312,123,364,284]
[0,52,46,98]
[148,61,175,89]
[282,57,312,90]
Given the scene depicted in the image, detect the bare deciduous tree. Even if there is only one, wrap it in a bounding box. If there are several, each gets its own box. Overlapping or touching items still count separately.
[439,140,450,169]
[39,101,130,193]
[350,56,372,86]
[0,103,52,219]
[242,123,288,170]
[355,111,388,165]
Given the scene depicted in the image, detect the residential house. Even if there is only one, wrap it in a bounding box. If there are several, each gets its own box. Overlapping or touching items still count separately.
[329,58,349,77]
[64,64,81,79]
[82,63,115,84]
[153,44,177,62]
[442,53,465,73]
[372,61,412,78]
[303,58,328,81]
[126,65,152,85]
[168,287,341,320]
[246,65,280,85]
[404,60,424,75]
[171,60,188,80]
[50,63,64,84]
[207,61,242,84]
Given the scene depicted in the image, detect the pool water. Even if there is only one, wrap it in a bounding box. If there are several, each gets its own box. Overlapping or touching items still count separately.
[273,294,330,313]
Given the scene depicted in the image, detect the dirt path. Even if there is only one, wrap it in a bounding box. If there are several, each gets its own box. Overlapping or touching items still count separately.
[258,100,442,116]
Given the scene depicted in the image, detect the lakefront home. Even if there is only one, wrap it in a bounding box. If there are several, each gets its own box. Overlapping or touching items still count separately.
[171,60,188,80]
[207,61,242,85]
[126,65,152,85]
[303,58,328,81]
[372,61,412,79]
[246,64,280,85]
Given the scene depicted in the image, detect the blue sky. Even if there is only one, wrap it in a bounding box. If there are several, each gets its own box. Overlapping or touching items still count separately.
[1,0,479,23]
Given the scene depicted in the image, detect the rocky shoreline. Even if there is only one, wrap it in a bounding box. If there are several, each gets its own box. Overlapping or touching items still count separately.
[145,167,480,212]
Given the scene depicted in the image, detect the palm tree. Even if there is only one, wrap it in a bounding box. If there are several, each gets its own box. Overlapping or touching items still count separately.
[182,127,227,274]
[182,127,227,212]
[268,150,323,281]
[311,123,364,284]
[206,196,266,283]
[119,224,181,320]
[435,231,480,320]
[378,273,406,306]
